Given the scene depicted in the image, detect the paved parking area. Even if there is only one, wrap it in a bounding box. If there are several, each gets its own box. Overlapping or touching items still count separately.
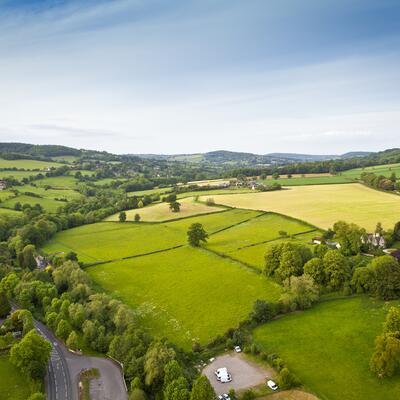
[203,352,274,395]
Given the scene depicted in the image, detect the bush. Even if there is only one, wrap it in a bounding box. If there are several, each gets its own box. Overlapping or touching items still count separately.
[27,394,45,400]
[278,367,300,389]
[241,389,255,400]
[129,388,147,400]
[272,357,285,371]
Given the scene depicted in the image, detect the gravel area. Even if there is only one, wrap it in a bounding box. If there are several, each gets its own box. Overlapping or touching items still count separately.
[203,352,275,395]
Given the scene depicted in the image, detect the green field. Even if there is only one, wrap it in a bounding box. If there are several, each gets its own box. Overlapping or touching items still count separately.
[205,183,400,231]
[1,194,67,213]
[34,176,79,189]
[106,197,224,222]
[0,170,45,180]
[253,297,400,400]
[342,163,400,179]
[206,213,314,255]
[0,158,65,170]
[0,207,21,216]
[0,190,16,201]
[0,355,33,400]
[260,175,353,186]
[228,231,318,270]
[42,209,262,263]
[86,246,281,348]
[16,184,81,201]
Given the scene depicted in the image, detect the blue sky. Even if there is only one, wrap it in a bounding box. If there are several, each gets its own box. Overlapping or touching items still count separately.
[0,0,399,154]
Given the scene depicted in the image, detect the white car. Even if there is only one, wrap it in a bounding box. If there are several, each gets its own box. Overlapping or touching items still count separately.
[215,368,232,383]
[218,394,231,400]
[267,380,278,391]
[234,345,241,353]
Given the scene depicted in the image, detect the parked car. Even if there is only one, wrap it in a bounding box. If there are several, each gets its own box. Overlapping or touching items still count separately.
[218,394,231,400]
[267,380,278,391]
[215,368,232,383]
[234,345,241,353]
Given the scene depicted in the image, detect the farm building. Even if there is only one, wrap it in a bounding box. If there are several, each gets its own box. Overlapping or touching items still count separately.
[0,180,6,190]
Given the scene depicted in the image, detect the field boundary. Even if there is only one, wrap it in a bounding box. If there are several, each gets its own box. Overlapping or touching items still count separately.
[235,228,318,250]
[82,244,184,268]
[209,211,267,236]
[104,207,232,225]
[202,246,262,275]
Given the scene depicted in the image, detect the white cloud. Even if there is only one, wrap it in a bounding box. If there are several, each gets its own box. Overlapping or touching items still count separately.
[0,1,399,154]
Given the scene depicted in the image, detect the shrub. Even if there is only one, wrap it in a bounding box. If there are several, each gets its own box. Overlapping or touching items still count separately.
[241,389,255,400]
[278,367,300,389]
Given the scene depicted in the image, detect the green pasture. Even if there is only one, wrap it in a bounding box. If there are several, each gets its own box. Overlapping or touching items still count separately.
[0,190,16,201]
[0,170,44,180]
[34,176,79,189]
[260,175,353,186]
[0,207,21,216]
[342,163,400,179]
[15,184,81,201]
[1,194,66,213]
[253,297,400,400]
[0,158,64,170]
[0,355,33,400]
[206,213,314,255]
[106,197,224,222]
[42,209,262,263]
[86,246,281,349]
[228,230,318,270]
[127,187,172,197]
[177,188,252,199]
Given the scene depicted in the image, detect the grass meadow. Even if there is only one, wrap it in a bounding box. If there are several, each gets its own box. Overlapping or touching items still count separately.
[1,194,67,213]
[0,170,45,180]
[86,246,281,348]
[42,209,263,263]
[0,158,64,170]
[0,207,21,216]
[259,175,353,186]
[206,213,314,255]
[34,176,79,189]
[0,355,32,400]
[106,197,224,222]
[204,183,400,231]
[16,184,81,201]
[253,297,400,400]
[228,231,319,270]
[342,163,400,179]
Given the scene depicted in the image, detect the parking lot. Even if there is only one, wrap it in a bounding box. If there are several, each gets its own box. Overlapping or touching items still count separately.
[203,352,275,395]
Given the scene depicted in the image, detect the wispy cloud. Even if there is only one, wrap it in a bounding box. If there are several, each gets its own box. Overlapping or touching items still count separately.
[0,0,399,153]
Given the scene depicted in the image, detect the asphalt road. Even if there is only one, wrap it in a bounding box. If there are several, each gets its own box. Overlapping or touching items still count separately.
[34,320,72,400]
[10,306,127,400]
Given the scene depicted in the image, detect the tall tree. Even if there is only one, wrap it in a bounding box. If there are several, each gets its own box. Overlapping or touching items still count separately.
[187,223,208,247]
[190,376,215,400]
[119,211,127,222]
[0,291,11,318]
[10,330,52,380]
[144,341,175,387]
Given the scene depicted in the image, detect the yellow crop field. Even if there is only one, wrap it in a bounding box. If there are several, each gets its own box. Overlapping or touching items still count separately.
[105,197,224,222]
[201,183,400,231]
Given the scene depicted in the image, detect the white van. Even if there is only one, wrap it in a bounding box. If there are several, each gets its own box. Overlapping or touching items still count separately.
[215,368,232,383]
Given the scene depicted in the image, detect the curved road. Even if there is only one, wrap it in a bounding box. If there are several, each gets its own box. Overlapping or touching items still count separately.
[11,306,127,400]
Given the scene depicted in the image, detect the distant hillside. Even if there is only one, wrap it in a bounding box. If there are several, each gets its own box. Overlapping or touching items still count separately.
[0,142,122,162]
[136,150,374,165]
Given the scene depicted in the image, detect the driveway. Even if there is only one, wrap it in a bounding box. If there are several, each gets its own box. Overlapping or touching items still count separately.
[203,352,274,395]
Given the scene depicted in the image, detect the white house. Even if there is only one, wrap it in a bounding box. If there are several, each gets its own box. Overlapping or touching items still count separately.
[362,233,386,249]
